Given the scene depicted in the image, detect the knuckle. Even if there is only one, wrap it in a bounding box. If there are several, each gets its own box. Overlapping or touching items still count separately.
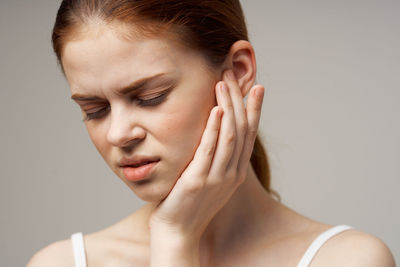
[225,132,236,145]
[247,127,258,139]
[184,180,205,193]
[238,120,248,133]
[202,145,215,157]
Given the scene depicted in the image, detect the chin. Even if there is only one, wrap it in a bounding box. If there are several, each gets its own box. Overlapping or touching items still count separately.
[127,179,175,203]
[121,157,190,203]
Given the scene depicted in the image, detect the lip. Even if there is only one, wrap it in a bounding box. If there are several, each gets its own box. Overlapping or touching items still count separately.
[122,161,159,182]
[119,156,160,168]
[119,155,160,182]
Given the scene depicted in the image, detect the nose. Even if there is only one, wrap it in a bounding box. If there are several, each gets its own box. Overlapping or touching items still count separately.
[106,107,146,148]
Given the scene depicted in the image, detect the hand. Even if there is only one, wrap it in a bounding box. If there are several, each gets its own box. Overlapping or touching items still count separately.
[149,69,265,242]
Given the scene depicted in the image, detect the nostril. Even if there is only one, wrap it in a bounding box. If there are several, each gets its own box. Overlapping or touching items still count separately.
[107,115,146,147]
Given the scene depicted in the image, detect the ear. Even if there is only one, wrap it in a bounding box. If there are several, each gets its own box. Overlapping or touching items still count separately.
[224,40,257,97]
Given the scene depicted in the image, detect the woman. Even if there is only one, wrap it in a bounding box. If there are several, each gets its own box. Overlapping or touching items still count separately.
[28,0,395,266]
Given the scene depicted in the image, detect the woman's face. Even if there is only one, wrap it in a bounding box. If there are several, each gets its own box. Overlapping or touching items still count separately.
[62,24,220,202]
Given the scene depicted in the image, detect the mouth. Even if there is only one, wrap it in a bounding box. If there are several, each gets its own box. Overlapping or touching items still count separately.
[125,160,157,167]
[121,160,160,182]
[119,155,160,167]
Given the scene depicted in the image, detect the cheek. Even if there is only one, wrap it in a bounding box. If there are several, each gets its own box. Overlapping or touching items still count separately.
[85,123,111,163]
[157,93,215,165]
[162,110,204,149]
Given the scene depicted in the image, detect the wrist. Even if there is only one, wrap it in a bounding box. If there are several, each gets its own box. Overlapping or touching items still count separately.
[150,225,200,249]
[149,220,201,243]
[149,226,201,267]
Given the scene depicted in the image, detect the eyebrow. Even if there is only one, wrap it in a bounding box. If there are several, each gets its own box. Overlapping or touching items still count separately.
[70,73,169,101]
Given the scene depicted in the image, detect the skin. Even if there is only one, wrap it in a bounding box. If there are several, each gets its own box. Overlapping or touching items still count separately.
[27,22,396,267]
[60,23,297,265]
[63,25,219,204]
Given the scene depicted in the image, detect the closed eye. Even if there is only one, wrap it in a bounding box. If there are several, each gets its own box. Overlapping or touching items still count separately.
[83,106,110,121]
[83,90,170,121]
[135,92,169,106]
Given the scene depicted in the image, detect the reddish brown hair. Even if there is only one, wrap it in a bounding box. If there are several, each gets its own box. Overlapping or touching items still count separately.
[52,0,279,200]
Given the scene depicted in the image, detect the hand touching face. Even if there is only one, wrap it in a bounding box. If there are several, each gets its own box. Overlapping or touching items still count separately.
[63,25,223,202]
[149,69,265,241]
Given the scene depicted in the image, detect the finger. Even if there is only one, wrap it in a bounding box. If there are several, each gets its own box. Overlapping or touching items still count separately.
[209,81,237,176]
[222,70,248,171]
[237,85,265,182]
[189,106,223,176]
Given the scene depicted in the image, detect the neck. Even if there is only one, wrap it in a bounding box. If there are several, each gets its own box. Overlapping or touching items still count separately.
[199,165,277,257]
[134,164,278,253]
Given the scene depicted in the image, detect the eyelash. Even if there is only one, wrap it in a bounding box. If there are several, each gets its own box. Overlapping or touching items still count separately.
[83,92,168,121]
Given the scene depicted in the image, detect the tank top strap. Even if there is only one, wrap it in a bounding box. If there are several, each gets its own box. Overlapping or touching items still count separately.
[297,225,353,267]
[71,232,87,267]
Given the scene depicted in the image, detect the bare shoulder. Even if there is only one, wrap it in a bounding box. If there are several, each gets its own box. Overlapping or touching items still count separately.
[27,238,74,267]
[26,208,152,266]
[311,229,396,267]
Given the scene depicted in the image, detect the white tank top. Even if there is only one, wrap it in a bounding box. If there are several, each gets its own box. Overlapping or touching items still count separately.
[71,224,353,267]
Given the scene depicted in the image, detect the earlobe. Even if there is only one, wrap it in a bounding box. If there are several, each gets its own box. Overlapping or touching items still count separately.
[228,40,257,97]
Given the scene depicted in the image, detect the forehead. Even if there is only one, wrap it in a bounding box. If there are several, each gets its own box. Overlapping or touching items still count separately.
[61,24,191,93]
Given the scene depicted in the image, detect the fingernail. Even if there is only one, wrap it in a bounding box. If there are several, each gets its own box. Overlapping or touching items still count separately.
[221,82,228,94]
[256,87,264,97]
[217,106,223,117]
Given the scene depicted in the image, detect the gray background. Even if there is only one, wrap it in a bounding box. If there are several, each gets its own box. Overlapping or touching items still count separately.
[1,1,398,266]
